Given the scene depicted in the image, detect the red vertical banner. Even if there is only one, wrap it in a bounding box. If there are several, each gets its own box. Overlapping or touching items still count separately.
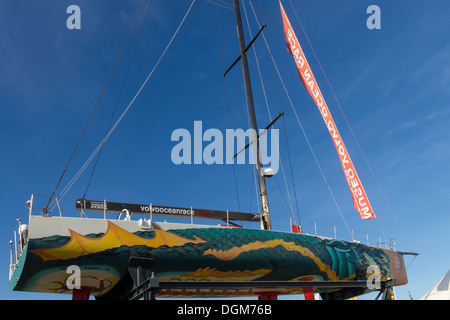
[280,2,375,220]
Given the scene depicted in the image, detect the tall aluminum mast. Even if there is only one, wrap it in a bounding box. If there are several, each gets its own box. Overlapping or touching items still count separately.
[232,0,272,230]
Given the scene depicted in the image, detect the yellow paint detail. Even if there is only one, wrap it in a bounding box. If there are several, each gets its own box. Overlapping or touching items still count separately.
[30,221,206,262]
[177,267,272,281]
[203,239,353,281]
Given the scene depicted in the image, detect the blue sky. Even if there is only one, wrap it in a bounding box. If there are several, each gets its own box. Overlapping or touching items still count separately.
[1,0,449,300]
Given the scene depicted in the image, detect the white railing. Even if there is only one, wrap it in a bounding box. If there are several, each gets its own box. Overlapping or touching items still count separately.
[296,219,396,250]
[27,194,63,217]
[26,194,396,250]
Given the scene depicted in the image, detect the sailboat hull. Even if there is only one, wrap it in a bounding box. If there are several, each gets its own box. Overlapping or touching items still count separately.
[10,216,407,298]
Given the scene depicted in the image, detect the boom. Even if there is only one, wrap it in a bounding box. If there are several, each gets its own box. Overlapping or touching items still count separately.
[76,199,262,223]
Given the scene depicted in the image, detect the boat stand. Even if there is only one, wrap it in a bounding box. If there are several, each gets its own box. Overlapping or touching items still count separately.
[72,287,91,300]
[127,257,159,300]
[122,257,398,300]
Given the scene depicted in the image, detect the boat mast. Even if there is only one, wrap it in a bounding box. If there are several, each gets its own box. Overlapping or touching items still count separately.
[233,0,272,230]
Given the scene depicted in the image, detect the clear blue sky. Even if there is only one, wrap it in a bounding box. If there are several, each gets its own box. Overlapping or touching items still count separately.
[1,0,449,300]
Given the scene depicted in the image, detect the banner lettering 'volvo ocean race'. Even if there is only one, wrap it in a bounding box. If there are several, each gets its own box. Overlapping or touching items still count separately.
[280,3,375,220]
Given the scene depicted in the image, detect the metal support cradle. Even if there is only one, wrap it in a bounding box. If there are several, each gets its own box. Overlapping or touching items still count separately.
[126,257,159,300]
[123,257,397,300]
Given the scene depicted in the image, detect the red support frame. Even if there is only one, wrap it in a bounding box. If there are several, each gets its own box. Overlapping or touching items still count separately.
[72,287,91,300]
[258,291,279,300]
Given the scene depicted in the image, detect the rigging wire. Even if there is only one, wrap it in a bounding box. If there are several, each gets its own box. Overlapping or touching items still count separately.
[50,0,197,210]
[267,194,291,223]
[41,0,150,216]
[83,0,153,199]
[83,0,154,200]
[245,0,302,228]
[286,0,414,250]
[204,0,234,10]
[242,0,296,226]
[219,3,241,212]
[248,1,354,240]
[254,0,302,228]
[273,175,296,223]
[240,60,261,217]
